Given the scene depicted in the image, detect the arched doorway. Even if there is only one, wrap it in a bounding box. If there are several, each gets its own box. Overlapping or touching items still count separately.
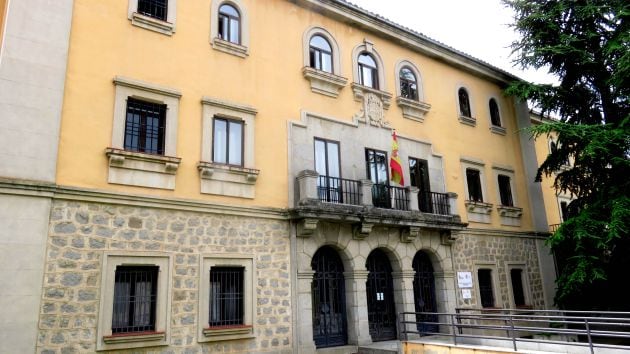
[311,246,347,348]
[412,251,438,334]
[366,249,397,341]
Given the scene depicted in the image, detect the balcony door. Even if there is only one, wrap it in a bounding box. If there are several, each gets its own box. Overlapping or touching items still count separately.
[315,138,341,202]
[366,149,389,208]
[409,158,431,212]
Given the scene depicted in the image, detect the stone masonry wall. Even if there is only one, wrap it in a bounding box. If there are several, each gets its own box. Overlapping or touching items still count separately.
[37,200,291,354]
[452,233,546,309]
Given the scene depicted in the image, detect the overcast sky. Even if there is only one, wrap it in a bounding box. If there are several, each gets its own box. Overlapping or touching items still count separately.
[349,0,557,84]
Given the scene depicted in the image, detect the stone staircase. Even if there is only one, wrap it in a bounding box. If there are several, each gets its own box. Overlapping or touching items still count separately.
[357,340,400,354]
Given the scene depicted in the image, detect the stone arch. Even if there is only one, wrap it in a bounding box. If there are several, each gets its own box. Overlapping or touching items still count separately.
[394,59,425,101]
[351,41,386,90]
[302,26,343,76]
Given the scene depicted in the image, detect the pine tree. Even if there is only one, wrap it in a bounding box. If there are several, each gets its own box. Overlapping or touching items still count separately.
[504,0,629,309]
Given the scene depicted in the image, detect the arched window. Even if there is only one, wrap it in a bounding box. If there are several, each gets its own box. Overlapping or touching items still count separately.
[399,67,418,100]
[458,88,471,117]
[489,98,501,126]
[309,35,333,73]
[218,4,240,44]
[358,53,378,89]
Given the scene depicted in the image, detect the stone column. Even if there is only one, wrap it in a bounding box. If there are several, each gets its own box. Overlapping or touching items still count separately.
[297,270,317,354]
[344,270,372,345]
[447,192,459,215]
[296,170,319,205]
[434,271,457,334]
[360,180,374,206]
[392,270,417,339]
[407,186,419,211]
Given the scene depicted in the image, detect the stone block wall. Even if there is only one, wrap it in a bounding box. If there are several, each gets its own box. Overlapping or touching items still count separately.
[37,200,292,354]
[452,233,546,309]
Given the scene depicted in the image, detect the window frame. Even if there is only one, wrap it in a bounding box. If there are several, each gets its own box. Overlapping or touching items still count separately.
[489,98,502,127]
[124,97,167,155]
[218,3,241,45]
[212,116,245,167]
[112,265,159,334]
[358,52,379,90]
[128,0,177,35]
[210,0,250,58]
[209,266,245,327]
[465,168,483,203]
[97,253,172,351]
[497,174,514,207]
[365,148,389,185]
[309,35,334,73]
[314,137,341,179]
[474,263,501,309]
[506,263,532,308]
[458,87,472,118]
[198,255,255,342]
[456,85,476,126]
[399,67,418,100]
[137,0,168,21]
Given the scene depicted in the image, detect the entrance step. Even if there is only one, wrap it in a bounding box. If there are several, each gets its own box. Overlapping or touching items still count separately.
[358,340,401,354]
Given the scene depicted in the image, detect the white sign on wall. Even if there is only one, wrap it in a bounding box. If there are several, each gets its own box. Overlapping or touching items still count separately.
[462,289,472,299]
[457,271,473,288]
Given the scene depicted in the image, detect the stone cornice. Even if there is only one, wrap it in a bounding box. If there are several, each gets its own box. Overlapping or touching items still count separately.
[0,178,287,220]
[294,0,520,85]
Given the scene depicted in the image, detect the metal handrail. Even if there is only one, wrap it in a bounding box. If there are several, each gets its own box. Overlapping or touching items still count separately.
[418,191,450,215]
[398,309,630,354]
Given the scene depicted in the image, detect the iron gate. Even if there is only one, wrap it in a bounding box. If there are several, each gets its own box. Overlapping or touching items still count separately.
[311,247,347,348]
[366,249,397,341]
[412,251,438,334]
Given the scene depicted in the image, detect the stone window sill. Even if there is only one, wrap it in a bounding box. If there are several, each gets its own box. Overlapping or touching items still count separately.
[302,67,347,98]
[105,148,181,190]
[198,161,259,199]
[497,205,523,218]
[396,96,431,122]
[465,200,493,224]
[351,83,392,109]
[490,125,507,135]
[131,12,174,36]
[458,115,477,127]
[203,325,253,337]
[103,331,166,345]
[212,37,248,58]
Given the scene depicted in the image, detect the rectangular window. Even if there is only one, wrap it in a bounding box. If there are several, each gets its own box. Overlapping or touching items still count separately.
[560,201,569,222]
[213,117,243,166]
[466,168,483,202]
[498,174,513,206]
[366,149,388,185]
[112,266,159,334]
[124,98,166,155]
[209,267,244,327]
[510,269,526,307]
[137,0,168,21]
[478,269,495,308]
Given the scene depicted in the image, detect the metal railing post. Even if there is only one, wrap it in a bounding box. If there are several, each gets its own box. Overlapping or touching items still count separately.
[508,312,517,352]
[585,318,594,354]
[451,314,458,346]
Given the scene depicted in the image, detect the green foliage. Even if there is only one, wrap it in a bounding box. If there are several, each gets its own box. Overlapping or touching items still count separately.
[504,0,630,309]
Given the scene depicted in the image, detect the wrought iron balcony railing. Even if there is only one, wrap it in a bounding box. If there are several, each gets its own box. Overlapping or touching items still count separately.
[372,184,409,211]
[418,191,451,216]
[317,176,361,205]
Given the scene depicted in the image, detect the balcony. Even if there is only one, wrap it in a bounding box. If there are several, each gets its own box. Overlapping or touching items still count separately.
[291,170,466,241]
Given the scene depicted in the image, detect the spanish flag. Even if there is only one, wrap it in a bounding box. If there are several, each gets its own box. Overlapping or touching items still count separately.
[390,130,404,185]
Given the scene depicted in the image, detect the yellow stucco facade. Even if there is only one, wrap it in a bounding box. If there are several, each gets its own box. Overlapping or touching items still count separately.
[57,0,536,231]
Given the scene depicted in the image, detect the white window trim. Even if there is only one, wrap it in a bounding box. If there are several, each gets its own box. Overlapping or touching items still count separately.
[456,85,476,126]
[351,39,392,108]
[394,60,431,122]
[198,96,259,198]
[461,157,492,223]
[128,0,177,36]
[108,76,182,190]
[474,262,502,309]
[302,26,347,98]
[487,96,507,135]
[506,263,532,308]
[210,0,250,58]
[97,252,172,351]
[198,254,256,343]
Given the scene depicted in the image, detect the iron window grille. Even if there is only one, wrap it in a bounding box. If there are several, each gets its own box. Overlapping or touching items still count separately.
[458,88,471,117]
[137,0,168,21]
[112,266,159,334]
[489,98,502,127]
[209,267,244,327]
[465,168,483,202]
[510,269,526,307]
[478,269,495,308]
[358,53,378,89]
[498,174,514,206]
[124,98,166,155]
[309,35,333,73]
[399,67,418,100]
[212,117,244,166]
[218,4,241,44]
